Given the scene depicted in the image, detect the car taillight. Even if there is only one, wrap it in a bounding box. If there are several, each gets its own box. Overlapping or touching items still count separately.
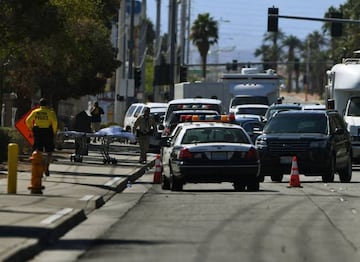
[245,147,259,160]
[178,148,192,159]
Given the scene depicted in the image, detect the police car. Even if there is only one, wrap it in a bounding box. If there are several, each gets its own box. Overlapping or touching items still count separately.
[160,115,261,191]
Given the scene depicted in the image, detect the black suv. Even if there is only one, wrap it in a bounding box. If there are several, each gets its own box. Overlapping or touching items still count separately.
[255,110,352,183]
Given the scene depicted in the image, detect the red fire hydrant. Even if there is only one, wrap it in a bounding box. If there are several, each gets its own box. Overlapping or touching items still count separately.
[28,150,45,194]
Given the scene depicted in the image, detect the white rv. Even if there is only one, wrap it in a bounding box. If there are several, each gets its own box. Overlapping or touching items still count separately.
[326,54,360,160]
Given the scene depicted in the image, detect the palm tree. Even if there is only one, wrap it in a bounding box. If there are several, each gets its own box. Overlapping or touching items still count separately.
[190,13,218,79]
[303,31,328,96]
[254,44,272,70]
[282,35,302,93]
[255,30,284,72]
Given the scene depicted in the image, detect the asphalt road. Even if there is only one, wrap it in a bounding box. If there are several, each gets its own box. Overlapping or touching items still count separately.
[29,164,360,262]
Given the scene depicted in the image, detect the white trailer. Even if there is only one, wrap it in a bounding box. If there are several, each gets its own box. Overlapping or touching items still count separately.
[326,56,360,160]
[174,68,281,113]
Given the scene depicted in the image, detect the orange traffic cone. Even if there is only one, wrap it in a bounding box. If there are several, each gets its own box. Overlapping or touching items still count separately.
[288,156,302,188]
[153,154,162,184]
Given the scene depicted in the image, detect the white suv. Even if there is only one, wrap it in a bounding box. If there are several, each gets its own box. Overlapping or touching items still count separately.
[123,102,168,132]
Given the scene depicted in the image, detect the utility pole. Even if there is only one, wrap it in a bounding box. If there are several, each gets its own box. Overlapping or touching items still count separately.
[137,0,147,102]
[168,0,177,100]
[186,0,191,65]
[180,0,187,66]
[153,0,161,102]
[114,0,127,125]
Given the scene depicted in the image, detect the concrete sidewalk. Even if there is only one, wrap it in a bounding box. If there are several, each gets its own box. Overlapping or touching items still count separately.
[0,145,156,262]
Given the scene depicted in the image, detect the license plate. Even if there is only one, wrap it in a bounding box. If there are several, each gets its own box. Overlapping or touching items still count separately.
[280,156,292,164]
[212,152,227,160]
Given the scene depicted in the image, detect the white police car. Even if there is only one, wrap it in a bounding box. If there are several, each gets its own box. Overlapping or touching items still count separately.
[160,115,261,191]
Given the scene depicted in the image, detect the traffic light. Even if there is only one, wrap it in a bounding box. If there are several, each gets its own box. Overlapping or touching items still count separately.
[180,65,188,82]
[134,67,141,88]
[331,12,342,37]
[231,60,238,71]
[267,7,279,32]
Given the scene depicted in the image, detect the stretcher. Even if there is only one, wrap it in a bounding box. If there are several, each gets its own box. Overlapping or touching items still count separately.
[57,126,136,164]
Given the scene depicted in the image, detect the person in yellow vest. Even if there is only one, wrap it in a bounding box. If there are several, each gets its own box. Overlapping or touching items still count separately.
[133,107,157,163]
[25,98,58,176]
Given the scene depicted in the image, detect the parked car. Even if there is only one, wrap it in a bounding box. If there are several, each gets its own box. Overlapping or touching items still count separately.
[232,116,265,143]
[123,102,168,133]
[163,98,223,127]
[233,104,269,121]
[255,110,352,183]
[229,95,269,113]
[264,103,302,122]
[159,109,220,136]
[161,119,261,191]
[301,103,326,111]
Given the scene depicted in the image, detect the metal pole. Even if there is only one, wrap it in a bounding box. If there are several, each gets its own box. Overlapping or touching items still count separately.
[168,0,177,100]
[114,0,127,124]
[180,0,187,65]
[153,0,161,101]
[128,0,135,79]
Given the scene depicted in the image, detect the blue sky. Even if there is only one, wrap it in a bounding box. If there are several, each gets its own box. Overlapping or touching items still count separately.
[146,0,347,63]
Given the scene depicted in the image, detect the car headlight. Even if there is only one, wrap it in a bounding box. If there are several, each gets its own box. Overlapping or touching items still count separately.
[309,140,328,148]
[255,138,267,149]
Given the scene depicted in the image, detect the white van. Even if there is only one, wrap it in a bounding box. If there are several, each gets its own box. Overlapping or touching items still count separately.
[160,98,223,135]
[123,102,168,132]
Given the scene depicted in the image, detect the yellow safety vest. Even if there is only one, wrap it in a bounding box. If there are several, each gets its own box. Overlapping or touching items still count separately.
[25,106,58,134]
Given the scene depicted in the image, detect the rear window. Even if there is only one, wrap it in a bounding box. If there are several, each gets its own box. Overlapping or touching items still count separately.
[181,127,250,144]
[125,105,137,117]
[264,114,327,134]
[231,96,269,107]
[236,107,268,116]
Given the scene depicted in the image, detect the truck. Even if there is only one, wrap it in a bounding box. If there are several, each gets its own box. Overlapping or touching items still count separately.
[174,67,281,113]
[326,55,360,161]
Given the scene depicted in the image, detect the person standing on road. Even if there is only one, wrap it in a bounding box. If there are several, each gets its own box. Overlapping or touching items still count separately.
[90,101,104,142]
[133,107,157,163]
[25,98,58,176]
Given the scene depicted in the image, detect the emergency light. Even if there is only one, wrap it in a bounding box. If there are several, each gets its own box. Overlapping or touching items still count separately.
[180,114,233,123]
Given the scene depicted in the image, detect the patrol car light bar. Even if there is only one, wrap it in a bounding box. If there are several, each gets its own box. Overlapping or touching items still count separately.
[176,104,211,109]
[180,114,234,122]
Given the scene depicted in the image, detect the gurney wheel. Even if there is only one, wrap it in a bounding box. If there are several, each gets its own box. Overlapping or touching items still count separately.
[74,156,83,162]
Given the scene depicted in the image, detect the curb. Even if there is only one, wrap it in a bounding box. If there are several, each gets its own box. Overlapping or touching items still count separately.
[1,209,86,262]
[0,160,155,262]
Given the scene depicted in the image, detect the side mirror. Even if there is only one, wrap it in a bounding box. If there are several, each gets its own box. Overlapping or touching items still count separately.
[160,136,171,147]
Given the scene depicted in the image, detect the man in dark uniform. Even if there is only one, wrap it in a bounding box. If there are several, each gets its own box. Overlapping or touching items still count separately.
[25,98,58,176]
[133,107,157,163]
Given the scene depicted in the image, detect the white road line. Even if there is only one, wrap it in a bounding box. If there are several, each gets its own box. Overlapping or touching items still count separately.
[104,177,121,186]
[79,195,95,201]
[41,208,73,225]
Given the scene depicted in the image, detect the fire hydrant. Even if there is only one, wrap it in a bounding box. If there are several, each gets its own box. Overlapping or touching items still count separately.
[28,150,45,194]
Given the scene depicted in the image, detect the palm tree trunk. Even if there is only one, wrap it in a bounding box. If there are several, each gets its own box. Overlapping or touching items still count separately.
[201,55,207,79]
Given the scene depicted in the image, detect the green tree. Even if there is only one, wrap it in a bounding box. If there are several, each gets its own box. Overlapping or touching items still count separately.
[8,0,119,117]
[303,31,328,96]
[190,13,218,79]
